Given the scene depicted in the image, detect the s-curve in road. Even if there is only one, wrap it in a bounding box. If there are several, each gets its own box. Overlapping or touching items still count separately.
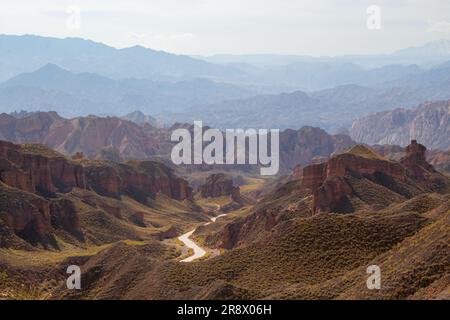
[178,206,226,262]
[178,229,207,262]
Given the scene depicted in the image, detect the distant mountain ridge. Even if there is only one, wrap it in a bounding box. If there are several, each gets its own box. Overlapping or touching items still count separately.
[0,63,255,117]
[2,35,450,92]
[349,100,450,150]
[0,34,242,82]
[1,35,450,143]
[200,39,450,68]
[163,78,450,131]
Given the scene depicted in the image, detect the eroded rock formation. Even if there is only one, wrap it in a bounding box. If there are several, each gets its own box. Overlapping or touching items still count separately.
[302,142,450,213]
[0,140,193,248]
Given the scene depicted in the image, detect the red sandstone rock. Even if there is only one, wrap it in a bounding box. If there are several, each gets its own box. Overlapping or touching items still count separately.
[0,140,85,195]
[84,160,192,203]
[0,186,56,248]
[0,139,192,249]
[400,140,435,179]
[302,142,445,213]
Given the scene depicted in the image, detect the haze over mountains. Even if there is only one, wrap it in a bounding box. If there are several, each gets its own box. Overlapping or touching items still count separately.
[0,35,449,151]
[1,35,450,136]
[0,34,241,82]
[0,63,254,117]
[200,39,450,67]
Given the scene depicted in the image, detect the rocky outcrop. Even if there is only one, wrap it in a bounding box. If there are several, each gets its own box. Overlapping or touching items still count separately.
[49,198,83,240]
[208,207,281,250]
[0,140,191,202]
[0,140,192,203]
[84,164,121,198]
[48,157,86,193]
[199,173,242,203]
[303,142,450,213]
[310,176,354,214]
[0,183,57,248]
[400,140,435,179]
[302,162,328,191]
[350,100,450,150]
[303,145,406,192]
[0,140,194,249]
[84,160,192,203]
[0,140,85,195]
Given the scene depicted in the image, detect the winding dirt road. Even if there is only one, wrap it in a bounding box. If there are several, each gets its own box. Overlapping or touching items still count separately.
[179,205,225,262]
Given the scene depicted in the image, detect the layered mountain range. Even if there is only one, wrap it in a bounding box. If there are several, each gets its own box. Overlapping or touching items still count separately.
[2,35,450,132]
[3,64,450,131]
[0,63,255,117]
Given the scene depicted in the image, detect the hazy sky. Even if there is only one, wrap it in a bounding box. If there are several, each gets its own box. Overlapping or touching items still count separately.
[1,0,450,56]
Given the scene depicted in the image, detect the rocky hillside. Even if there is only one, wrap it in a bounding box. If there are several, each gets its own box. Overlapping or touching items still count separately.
[0,111,162,160]
[349,100,450,150]
[1,139,448,300]
[0,111,357,174]
[303,141,450,214]
[51,168,450,300]
[0,140,194,250]
[207,141,450,250]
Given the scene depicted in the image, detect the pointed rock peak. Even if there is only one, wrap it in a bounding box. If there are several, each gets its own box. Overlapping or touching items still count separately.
[405,140,427,159]
[400,140,435,176]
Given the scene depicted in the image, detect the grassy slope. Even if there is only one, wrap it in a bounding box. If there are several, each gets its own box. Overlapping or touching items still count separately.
[158,210,429,299]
